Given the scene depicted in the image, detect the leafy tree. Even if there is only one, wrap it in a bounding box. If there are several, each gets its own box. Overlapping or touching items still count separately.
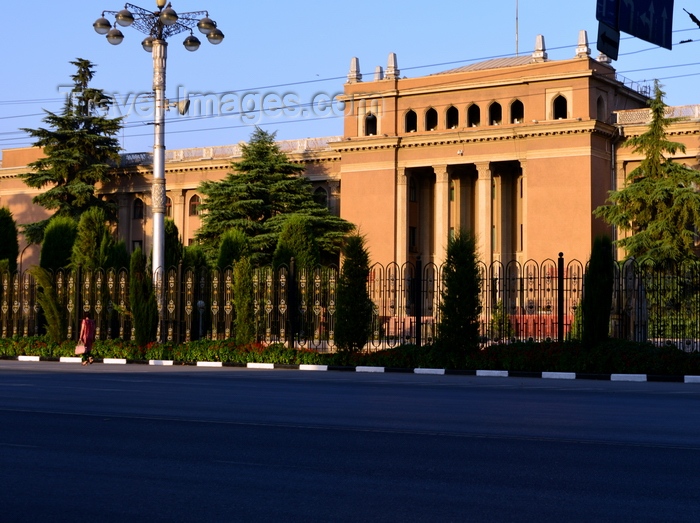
[196,127,353,265]
[594,81,700,265]
[272,214,319,269]
[334,234,374,352]
[582,235,615,346]
[233,256,255,345]
[0,208,19,273]
[40,216,77,273]
[438,230,482,356]
[129,247,158,347]
[20,58,123,244]
[217,228,249,270]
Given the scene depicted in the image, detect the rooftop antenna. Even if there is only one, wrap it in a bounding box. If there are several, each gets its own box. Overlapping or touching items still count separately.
[515,0,519,56]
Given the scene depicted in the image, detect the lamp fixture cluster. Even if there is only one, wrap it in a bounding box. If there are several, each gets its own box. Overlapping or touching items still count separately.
[93,1,224,52]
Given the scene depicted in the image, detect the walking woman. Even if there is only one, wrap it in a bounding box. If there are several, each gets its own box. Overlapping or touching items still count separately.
[79,312,96,365]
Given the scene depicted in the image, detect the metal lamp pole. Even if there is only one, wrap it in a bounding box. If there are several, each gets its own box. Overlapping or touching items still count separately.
[93,1,224,283]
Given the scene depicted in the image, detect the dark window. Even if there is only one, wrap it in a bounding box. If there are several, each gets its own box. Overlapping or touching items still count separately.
[596,95,606,122]
[409,177,417,202]
[165,197,172,218]
[510,100,524,124]
[189,195,201,216]
[409,227,417,252]
[467,104,481,127]
[405,110,417,132]
[489,102,502,125]
[133,198,144,219]
[132,240,142,252]
[313,187,328,208]
[425,108,438,131]
[365,113,377,136]
[553,95,568,119]
[446,106,459,129]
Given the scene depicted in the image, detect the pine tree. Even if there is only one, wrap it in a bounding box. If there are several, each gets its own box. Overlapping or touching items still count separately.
[20,58,123,244]
[0,208,19,273]
[334,234,374,352]
[594,81,700,264]
[438,230,482,355]
[196,127,353,265]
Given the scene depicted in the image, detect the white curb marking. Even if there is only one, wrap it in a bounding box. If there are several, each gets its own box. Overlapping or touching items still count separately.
[685,376,700,384]
[103,358,127,365]
[356,366,385,373]
[247,362,274,369]
[299,364,328,371]
[197,361,223,367]
[611,374,646,382]
[542,372,576,380]
[149,360,174,366]
[414,368,445,375]
[18,356,40,362]
[477,370,508,378]
[60,357,82,363]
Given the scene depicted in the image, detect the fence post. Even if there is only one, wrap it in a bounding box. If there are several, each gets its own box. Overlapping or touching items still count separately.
[414,256,422,349]
[288,257,297,348]
[558,252,564,342]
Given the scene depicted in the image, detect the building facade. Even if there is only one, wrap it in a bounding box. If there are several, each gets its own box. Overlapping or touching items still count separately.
[2,31,700,269]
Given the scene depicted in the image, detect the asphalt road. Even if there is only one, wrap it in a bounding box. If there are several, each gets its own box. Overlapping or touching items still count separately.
[1,361,699,522]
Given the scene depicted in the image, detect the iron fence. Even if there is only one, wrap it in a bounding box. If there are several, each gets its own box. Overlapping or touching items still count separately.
[3,256,699,352]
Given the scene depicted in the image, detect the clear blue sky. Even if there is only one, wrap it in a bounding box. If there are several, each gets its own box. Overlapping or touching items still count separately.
[1,1,699,156]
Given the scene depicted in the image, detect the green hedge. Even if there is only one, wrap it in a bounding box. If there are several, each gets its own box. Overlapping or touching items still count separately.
[1,336,699,375]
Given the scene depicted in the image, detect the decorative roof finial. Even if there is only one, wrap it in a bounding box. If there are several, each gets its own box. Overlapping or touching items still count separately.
[348,57,362,83]
[532,34,547,62]
[386,52,400,80]
[576,30,591,58]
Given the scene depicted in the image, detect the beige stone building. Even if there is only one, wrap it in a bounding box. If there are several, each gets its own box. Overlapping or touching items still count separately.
[2,31,700,269]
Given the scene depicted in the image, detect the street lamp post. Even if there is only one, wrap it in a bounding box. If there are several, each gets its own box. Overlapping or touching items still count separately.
[93,1,224,284]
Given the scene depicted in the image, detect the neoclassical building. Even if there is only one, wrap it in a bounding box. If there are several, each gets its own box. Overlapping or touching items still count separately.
[2,31,700,269]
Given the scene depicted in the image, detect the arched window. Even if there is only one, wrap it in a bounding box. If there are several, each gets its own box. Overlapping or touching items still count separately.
[189,195,202,216]
[467,104,481,127]
[596,95,607,122]
[364,113,377,136]
[510,99,524,124]
[405,110,417,132]
[313,187,328,208]
[489,102,502,125]
[165,196,172,218]
[133,198,144,219]
[446,106,459,129]
[425,108,438,131]
[553,95,568,119]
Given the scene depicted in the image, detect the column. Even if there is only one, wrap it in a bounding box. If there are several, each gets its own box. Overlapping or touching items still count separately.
[173,191,186,244]
[433,165,450,268]
[475,162,493,266]
[518,161,527,263]
[395,167,408,267]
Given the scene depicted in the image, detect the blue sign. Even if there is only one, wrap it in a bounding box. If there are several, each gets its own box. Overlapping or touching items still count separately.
[596,0,620,28]
[618,0,674,50]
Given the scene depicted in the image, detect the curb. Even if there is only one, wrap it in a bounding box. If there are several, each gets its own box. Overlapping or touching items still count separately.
[5,356,700,383]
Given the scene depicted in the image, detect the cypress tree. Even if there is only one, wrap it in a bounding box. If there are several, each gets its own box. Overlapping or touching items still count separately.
[438,230,482,355]
[233,256,255,345]
[129,247,158,347]
[217,228,249,270]
[0,208,19,273]
[334,234,374,352]
[272,214,319,269]
[582,235,615,347]
[40,216,77,273]
[164,218,183,271]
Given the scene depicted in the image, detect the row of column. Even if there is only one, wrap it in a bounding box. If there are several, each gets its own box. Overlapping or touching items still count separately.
[395,161,526,267]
